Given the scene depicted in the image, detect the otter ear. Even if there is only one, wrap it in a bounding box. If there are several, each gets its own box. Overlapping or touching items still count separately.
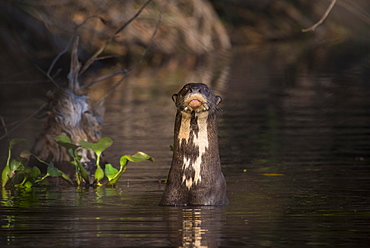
[172,94,178,103]
[215,96,222,105]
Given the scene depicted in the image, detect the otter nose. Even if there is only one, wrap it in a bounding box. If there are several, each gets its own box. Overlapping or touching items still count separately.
[189,86,202,93]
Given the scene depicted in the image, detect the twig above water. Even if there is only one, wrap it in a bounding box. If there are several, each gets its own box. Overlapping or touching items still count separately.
[95,13,162,105]
[79,0,154,76]
[0,103,48,141]
[302,0,337,32]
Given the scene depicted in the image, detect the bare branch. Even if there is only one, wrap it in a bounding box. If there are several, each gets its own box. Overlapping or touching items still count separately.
[79,0,154,76]
[302,0,337,32]
[96,13,162,105]
[67,36,81,93]
[0,103,48,141]
[46,36,72,82]
[35,64,60,88]
[0,116,9,143]
[40,16,103,88]
[81,70,127,89]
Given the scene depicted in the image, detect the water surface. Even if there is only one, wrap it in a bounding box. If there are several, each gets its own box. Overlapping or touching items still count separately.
[1,41,370,247]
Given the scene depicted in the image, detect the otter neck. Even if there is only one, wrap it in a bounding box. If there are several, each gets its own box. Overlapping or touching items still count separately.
[173,110,220,189]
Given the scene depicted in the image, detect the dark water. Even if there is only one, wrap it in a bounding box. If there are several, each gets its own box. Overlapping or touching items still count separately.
[1,41,370,247]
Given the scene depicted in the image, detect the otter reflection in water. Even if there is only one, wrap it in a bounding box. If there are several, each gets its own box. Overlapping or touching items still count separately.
[160,83,228,206]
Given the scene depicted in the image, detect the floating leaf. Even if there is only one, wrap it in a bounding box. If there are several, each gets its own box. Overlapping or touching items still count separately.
[9,159,22,171]
[104,164,118,181]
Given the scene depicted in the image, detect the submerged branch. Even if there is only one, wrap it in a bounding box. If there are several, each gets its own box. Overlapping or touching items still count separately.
[302,0,337,32]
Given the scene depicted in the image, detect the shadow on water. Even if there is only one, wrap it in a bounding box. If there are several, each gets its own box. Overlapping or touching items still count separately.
[2,40,370,246]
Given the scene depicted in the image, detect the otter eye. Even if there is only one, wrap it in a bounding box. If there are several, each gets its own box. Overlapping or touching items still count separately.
[183,85,190,92]
[203,86,210,95]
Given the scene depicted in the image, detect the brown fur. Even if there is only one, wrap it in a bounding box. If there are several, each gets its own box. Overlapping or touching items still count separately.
[160,83,228,206]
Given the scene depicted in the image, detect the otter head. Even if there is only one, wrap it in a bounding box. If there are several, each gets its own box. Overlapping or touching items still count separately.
[172,83,222,114]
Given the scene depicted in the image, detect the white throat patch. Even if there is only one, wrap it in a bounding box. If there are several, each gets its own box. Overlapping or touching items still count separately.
[178,112,209,189]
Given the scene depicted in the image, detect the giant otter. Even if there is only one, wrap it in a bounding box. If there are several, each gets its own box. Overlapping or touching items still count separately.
[160,83,228,206]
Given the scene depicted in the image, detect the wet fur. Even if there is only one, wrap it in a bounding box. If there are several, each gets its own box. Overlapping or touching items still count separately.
[160,83,228,206]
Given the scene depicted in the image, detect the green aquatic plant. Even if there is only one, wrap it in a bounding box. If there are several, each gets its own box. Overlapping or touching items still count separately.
[79,137,113,184]
[106,152,155,186]
[77,137,154,186]
[1,139,56,188]
[55,135,90,185]
[55,135,154,186]
[1,136,154,188]
[32,154,73,185]
[2,138,28,188]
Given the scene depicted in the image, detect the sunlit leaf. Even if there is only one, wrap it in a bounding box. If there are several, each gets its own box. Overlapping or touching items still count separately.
[1,166,11,188]
[2,139,28,188]
[94,165,104,182]
[80,137,113,156]
[54,134,72,143]
[104,164,118,181]
[75,170,82,186]
[55,135,79,151]
[81,137,113,171]
[24,181,33,188]
[9,159,22,171]
[106,152,154,186]
[127,152,155,163]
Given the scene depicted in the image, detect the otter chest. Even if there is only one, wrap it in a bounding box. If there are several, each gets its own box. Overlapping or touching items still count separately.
[178,111,209,189]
